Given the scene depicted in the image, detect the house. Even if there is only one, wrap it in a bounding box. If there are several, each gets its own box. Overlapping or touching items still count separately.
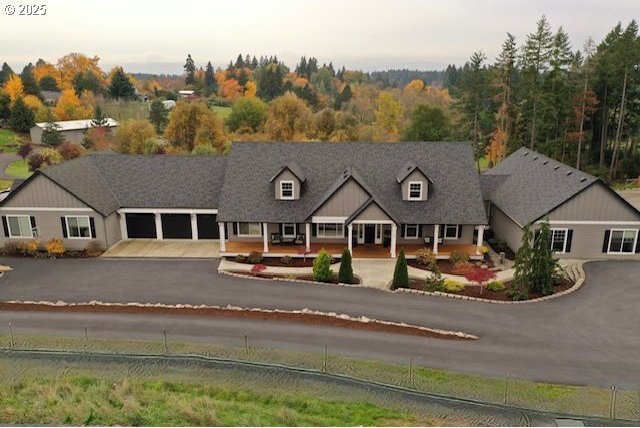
[0,154,226,251]
[482,147,640,258]
[41,90,61,105]
[29,119,119,146]
[216,142,488,259]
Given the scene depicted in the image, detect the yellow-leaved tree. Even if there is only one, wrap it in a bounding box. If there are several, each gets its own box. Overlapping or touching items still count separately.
[485,128,508,167]
[244,81,257,98]
[263,92,313,141]
[374,91,403,135]
[114,119,156,154]
[164,101,227,152]
[4,74,24,102]
[53,89,92,120]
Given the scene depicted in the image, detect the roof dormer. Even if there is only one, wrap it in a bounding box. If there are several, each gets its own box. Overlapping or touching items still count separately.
[396,162,430,201]
[270,162,305,200]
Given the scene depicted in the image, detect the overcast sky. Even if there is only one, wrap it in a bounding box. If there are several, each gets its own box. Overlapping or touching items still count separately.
[0,0,637,74]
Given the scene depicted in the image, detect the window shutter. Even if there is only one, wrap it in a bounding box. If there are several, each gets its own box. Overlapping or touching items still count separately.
[602,230,610,253]
[565,230,573,253]
[61,217,68,238]
[400,225,405,238]
[30,216,37,237]
[312,224,316,237]
[457,225,461,238]
[635,233,640,254]
[89,217,96,238]
[1,216,8,237]
[279,223,283,235]
[418,225,423,237]
[232,223,238,235]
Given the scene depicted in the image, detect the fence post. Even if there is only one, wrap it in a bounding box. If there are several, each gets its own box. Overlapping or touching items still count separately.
[409,358,414,386]
[244,333,249,358]
[8,322,13,348]
[163,328,168,355]
[323,344,328,373]
[84,325,88,341]
[609,386,617,419]
[503,373,509,405]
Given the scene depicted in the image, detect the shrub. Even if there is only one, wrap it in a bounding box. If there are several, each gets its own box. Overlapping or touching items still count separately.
[443,279,465,293]
[449,250,470,265]
[415,248,437,270]
[338,248,354,284]
[280,255,293,266]
[235,254,246,263]
[478,245,490,255]
[44,239,65,257]
[451,261,474,275]
[247,251,263,264]
[313,249,332,282]
[19,239,39,256]
[57,141,86,160]
[391,248,409,290]
[424,270,445,292]
[3,241,21,256]
[84,240,104,257]
[251,264,267,273]
[486,281,506,292]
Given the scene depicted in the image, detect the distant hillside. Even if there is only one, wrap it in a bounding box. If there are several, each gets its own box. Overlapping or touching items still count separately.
[370,69,446,88]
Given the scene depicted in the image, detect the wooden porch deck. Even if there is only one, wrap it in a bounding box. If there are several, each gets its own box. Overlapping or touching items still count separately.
[223,241,478,259]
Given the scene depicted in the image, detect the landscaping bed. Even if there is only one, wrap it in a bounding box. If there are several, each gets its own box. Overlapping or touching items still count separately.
[229,270,361,285]
[405,278,574,302]
[226,256,339,268]
[408,259,494,275]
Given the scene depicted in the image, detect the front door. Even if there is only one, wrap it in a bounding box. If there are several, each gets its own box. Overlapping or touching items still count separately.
[364,224,376,244]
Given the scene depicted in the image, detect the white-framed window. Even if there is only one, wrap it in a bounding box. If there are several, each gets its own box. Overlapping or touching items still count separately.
[66,216,92,239]
[282,223,296,237]
[608,229,638,254]
[404,224,419,239]
[237,222,262,237]
[316,223,343,238]
[7,215,33,238]
[444,224,459,240]
[408,181,423,200]
[280,180,294,200]
[550,228,568,253]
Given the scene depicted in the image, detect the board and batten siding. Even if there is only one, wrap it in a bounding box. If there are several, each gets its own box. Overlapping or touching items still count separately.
[313,179,369,217]
[400,170,428,201]
[538,222,640,259]
[548,182,640,222]
[489,204,524,253]
[352,203,390,222]
[4,175,89,209]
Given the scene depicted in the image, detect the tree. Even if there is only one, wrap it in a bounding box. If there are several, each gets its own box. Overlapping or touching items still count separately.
[334,84,352,109]
[4,74,24,102]
[20,63,41,98]
[256,62,285,101]
[39,75,60,92]
[57,141,85,160]
[57,53,103,90]
[91,105,108,127]
[17,141,33,161]
[53,89,92,120]
[464,266,496,295]
[41,121,65,147]
[530,220,557,296]
[404,104,451,141]
[164,101,226,151]
[0,62,13,86]
[226,97,268,132]
[263,92,312,141]
[338,248,354,284]
[491,33,517,157]
[571,38,599,170]
[148,99,168,133]
[458,51,489,169]
[391,248,409,290]
[313,108,336,140]
[0,92,10,120]
[114,119,156,154]
[108,67,136,100]
[194,113,228,153]
[312,249,332,282]
[72,70,104,96]
[374,91,403,134]
[184,54,196,86]
[204,61,218,95]
[509,225,533,300]
[9,98,35,132]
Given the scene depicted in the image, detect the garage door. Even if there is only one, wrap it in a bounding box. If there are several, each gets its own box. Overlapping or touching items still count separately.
[196,214,219,239]
[126,213,157,239]
[161,214,192,239]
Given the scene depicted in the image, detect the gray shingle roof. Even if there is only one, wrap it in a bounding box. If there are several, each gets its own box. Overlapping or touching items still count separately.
[269,161,306,183]
[396,161,429,183]
[37,153,227,215]
[217,141,487,225]
[482,147,598,226]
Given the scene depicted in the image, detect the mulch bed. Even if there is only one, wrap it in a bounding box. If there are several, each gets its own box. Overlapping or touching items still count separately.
[227,257,339,268]
[233,271,361,285]
[0,301,473,341]
[407,259,493,275]
[405,278,574,302]
[0,251,98,259]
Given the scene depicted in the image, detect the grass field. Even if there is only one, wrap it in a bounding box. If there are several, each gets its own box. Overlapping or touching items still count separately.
[101,101,149,121]
[0,129,20,153]
[5,159,32,179]
[212,105,232,120]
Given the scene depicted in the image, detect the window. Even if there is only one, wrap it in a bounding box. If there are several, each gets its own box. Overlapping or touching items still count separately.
[444,224,459,239]
[7,215,33,238]
[280,180,294,200]
[237,222,262,237]
[282,223,296,237]
[550,228,568,253]
[608,229,638,254]
[404,224,419,239]
[408,181,422,200]
[66,216,91,239]
[316,223,343,238]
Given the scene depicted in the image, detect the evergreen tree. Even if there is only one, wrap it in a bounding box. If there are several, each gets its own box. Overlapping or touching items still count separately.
[458,51,489,170]
[237,68,249,87]
[573,38,598,170]
[493,33,518,150]
[251,56,258,69]
[0,92,10,120]
[338,248,354,284]
[404,104,451,141]
[41,121,65,147]
[184,54,196,85]
[9,98,35,132]
[256,62,285,101]
[148,99,168,133]
[91,105,108,127]
[509,225,533,300]
[334,84,352,109]
[391,248,409,290]
[312,249,333,282]
[20,63,41,99]
[295,56,308,77]
[204,61,218,95]
[72,71,104,96]
[38,75,59,92]
[543,26,573,146]
[530,220,557,295]
[0,62,13,86]
[234,54,245,69]
[307,57,319,77]
[108,67,136,100]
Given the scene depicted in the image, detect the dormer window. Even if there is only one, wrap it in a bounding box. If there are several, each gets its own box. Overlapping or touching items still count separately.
[280,180,294,200]
[408,181,423,201]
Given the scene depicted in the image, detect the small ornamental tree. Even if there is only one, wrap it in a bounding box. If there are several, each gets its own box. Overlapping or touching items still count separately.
[464,266,496,295]
[391,248,409,290]
[509,225,533,300]
[148,99,168,133]
[17,141,33,161]
[313,249,332,282]
[338,248,354,284]
[41,121,65,147]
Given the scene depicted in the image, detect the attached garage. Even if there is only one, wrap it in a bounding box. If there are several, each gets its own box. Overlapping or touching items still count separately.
[161,214,192,239]
[196,214,219,239]
[125,213,156,239]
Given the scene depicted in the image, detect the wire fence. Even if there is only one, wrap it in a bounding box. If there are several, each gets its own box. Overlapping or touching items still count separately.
[1,325,639,426]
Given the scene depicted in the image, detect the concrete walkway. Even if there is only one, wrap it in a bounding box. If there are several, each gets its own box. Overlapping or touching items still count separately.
[102,239,220,258]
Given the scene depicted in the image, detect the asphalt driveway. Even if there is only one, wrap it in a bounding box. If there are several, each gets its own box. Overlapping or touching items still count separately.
[0,257,639,388]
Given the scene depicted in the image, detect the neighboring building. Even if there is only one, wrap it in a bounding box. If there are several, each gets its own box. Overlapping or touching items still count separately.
[482,147,640,259]
[162,100,176,110]
[178,90,195,99]
[41,91,61,105]
[29,119,119,146]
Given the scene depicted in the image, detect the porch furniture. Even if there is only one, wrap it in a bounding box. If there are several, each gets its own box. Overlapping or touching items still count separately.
[424,236,443,245]
[294,234,305,245]
[270,233,281,244]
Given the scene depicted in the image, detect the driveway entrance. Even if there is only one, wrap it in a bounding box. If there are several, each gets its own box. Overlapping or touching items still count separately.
[102,239,219,258]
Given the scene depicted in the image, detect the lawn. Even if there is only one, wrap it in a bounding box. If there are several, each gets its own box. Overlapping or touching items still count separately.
[212,105,232,120]
[5,159,32,179]
[0,179,12,190]
[0,129,21,153]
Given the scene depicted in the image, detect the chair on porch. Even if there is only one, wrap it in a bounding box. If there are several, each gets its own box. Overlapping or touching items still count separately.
[294,234,305,245]
[270,233,281,244]
[424,236,443,245]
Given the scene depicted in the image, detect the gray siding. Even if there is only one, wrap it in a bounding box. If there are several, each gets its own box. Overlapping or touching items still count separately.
[313,179,369,217]
[4,175,89,209]
[400,170,428,201]
[353,203,390,222]
[548,182,640,222]
[489,204,524,253]
[103,212,122,248]
[273,170,301,200]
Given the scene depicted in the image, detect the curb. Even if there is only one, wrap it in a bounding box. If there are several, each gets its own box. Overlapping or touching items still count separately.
[218,269,368,289]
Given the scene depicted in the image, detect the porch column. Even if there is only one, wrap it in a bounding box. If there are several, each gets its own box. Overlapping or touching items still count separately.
[218,222,226,252]
[191,214,198,240]
[155,213,163,240]
[118,212,128,240]
[433,224,439,254]
[305,223,311,252]
[476,225,485,255]
[390,223,397,258]
[263,222,269,253]
[347,224,353,254]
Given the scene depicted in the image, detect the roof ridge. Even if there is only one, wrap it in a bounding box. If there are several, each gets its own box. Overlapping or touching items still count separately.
[88,156,122,211]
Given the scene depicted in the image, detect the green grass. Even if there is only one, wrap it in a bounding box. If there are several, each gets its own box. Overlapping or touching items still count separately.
[5,159,32,179]
[0,179,12,190]
[101,101,149,121]
[0,129,21,153]
[212,105,232,120]
[477,156,490,171]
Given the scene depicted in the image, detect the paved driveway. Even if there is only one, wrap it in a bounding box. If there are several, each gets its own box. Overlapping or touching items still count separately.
[102,239,219,258]
[0,257,639,388]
